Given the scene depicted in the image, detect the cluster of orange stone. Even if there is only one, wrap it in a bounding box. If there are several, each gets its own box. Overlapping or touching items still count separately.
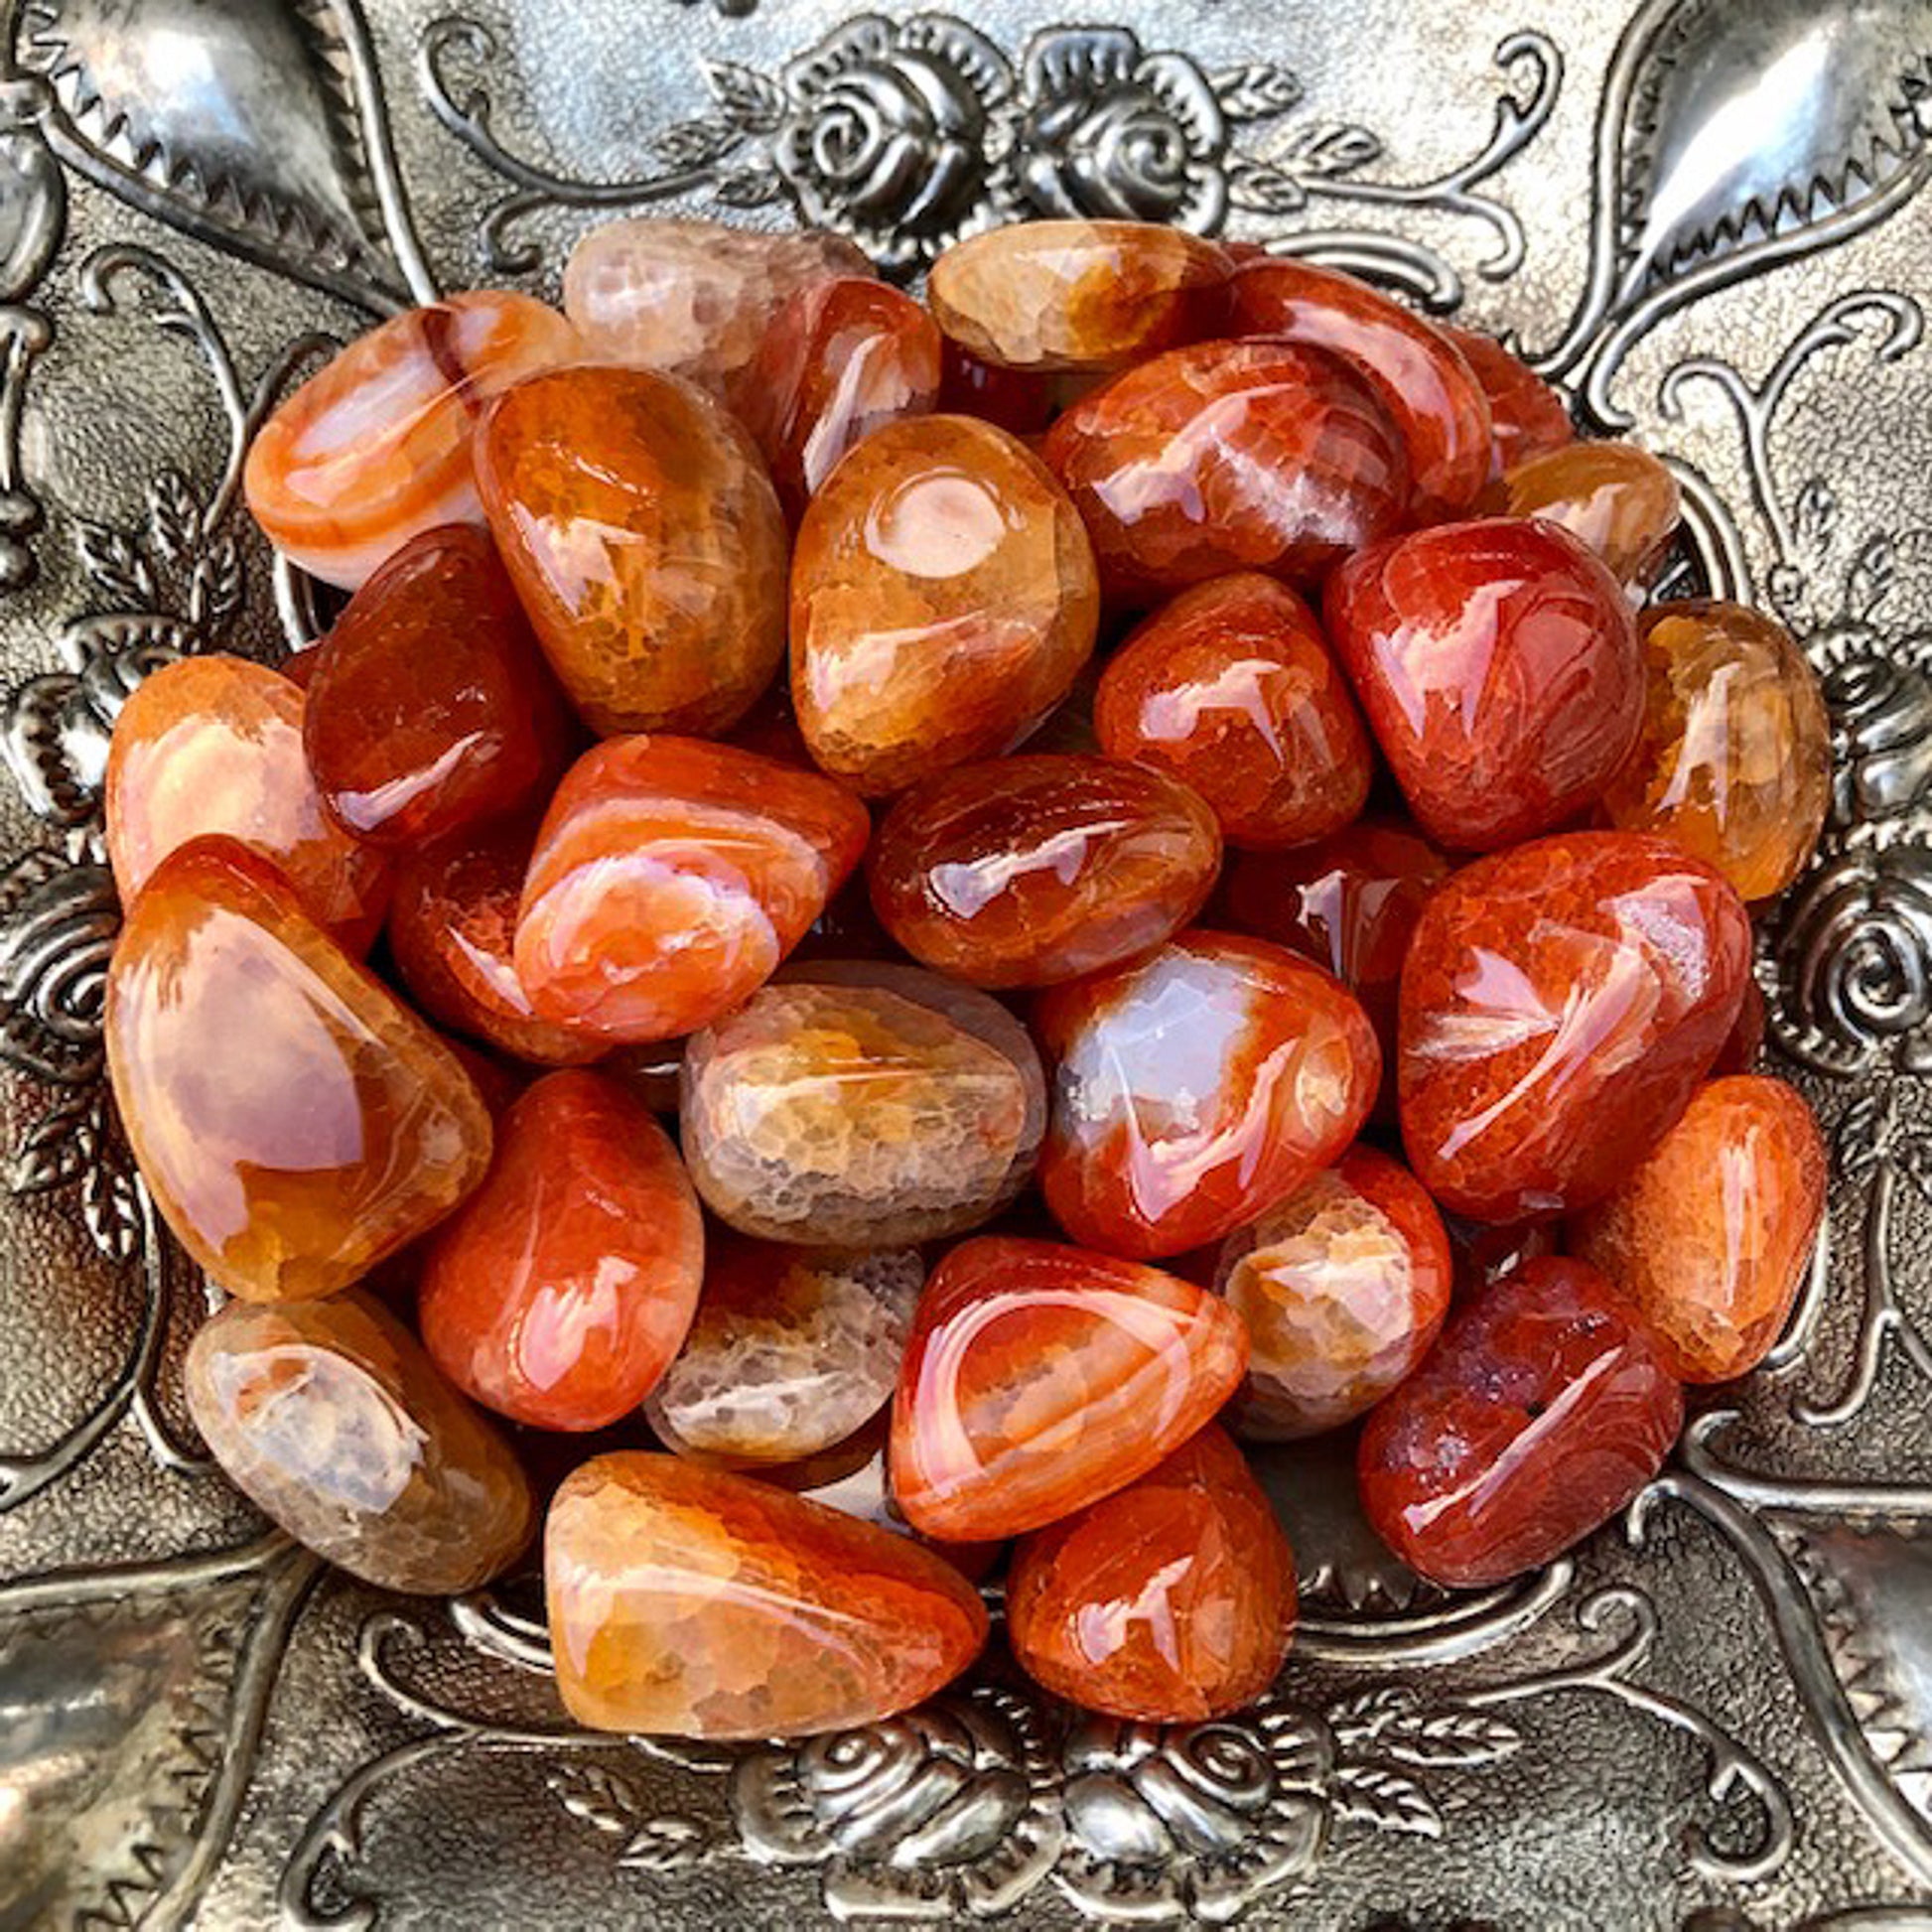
[100,215,1834,1742]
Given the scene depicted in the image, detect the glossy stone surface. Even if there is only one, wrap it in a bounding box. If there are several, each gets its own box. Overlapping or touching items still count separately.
[418,1071,704,1431]
[928,220,1230,372]
[388,818,611,1066]
[562,216,870,412]
[939,338,1057,435]
[1444,1213,1558,1305]
[644,1237,924,1463]
[1399,831,1752,1221]
[545,1451,988,1737]
[186,1291,534,1593]
[743,277,942,520]
[1006,1425,1296,1722]
[1483,441,1681,587]
[476,364,787,736]
[1326,518,1642,851]
[303,524,573,846]
[891,1235,1249,1541]
[791,414,1099,795]
[1571,1075,1827,1382]
[1228,258,1491,520]
[105,653,391,954]
[1440,325,1574,475]
[105,838,492,1300]
[244,291,580,589]
[514,737,870,1042]
[870,754,1221,988]
[1094,573,1373,849]
[1220,819,1450,1115]
[1600,599,1832,901]
[1716,975,1768,1076]
[1358,1257,1683,1587]
[681,963,1045,1244]
[1216,1146,1450,1439]
[1042,339,1408,602]
[1036,931,1379,1259]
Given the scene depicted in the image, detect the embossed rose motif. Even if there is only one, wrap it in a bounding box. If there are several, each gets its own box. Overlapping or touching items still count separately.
[1006,28,1230,228]
[1813,628,1932,833]
[773,14,1013,271]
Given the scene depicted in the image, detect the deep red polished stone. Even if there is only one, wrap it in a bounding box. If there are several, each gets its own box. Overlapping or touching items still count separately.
[1358,1257,1683,1587]
[1439,326,1574,475]
[1325,517,1642,851]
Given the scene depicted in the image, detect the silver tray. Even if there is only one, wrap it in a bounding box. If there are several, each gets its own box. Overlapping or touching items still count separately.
[2,1,1930,1925]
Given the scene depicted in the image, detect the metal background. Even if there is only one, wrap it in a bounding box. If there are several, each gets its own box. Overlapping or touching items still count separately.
[2,1,1931,1926]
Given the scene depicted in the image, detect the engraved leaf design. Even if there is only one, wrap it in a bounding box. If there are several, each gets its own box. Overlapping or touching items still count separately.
[712,167,786,209]
[144,470,202,569]
[549,1763,644,1838]
[7,1090,90,1191]
[616,1817,711,1871]
[1280,121,1382,179]
[1850,533,1901,619]
[1374,1709,1523,1768]
[1227,158,1308,213]
[81,1122,142,1263]
[1326,1685,1418,1745]
[75,521,156,611]
[1330,1764,1443,1837]
[1210,63,1303,121]
[703,57,787,132]
[651,119,746,169]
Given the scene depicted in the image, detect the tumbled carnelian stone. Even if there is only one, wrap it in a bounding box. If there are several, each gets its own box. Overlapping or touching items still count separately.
[1036,930,1379,1260]
[105,653,391,954]
[1228,258,1491,521]
[476,364,787,737]
[1220,818,1449,1117]
[188,1290,534,1591]
[388,817,612,1066]
[681,963,1045,1245]
[743,277,942,522]
[244,291,580,590]
[1440,326,1573,475]
[1358,1257,1683,1587]
[303,524,574,846]
[1326,518,1642,851]
[1571,1075,1826,1382]
[545,1450,988,1737]
[1716,976,1767,1076]
[1094,573,1373,849]
[418,1070,703,1431]
[515,736,870,1042]
[1042,339,1408,603]
[1444,1213,1557,1305]
[1216,1145,1450,1439]
[105,838,491,1298]
[1007,1424,1295,1722]
[1400,831,1751,1221]
[1600,600,1831,901]
[891,1235,1249,1540]
[928,220,1230,373]
[791,414,1100,796]
[870,754,1221,988]
[938,338,1057,435]
[1482,441,1681,588]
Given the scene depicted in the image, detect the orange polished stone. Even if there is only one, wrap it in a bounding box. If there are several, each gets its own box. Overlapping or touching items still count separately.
[870,754,1221,988]
[105,653,391,954]
[388,817,612,1066]
[1716,976,1768,1076]
[1094,573,1373,849]
[1482,441,1681,587]
[476,364,787,736]
[1571,1075,1827,1382]
[1007,1425,1294,1722]
[928,220,1230,372]
[1600,600,1831,901]
[1036,930,1379,1260]
[743,277,942,521]
[1399,831,1752,1221]
[1228,258,1492,520]
[244,291,580,589]
[1439,325,1574,475]
[891,1235,1249,1541]
[1215,1146,1451,1438]
[544,1451,988,1737]
[791,414,1100,796]
[419,1071,704,1431]
[188,1291,534,1592]
[514,736,870,1042]
[105,838,492,1299]
[303,524,574,846]
[1042,339,1408,602]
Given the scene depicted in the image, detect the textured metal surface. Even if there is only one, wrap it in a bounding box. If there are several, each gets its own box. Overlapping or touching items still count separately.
[2,0,1932,1926]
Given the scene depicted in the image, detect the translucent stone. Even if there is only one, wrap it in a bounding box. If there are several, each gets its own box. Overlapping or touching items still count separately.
[1483,441,1681,587]
[1440,325,1573,474]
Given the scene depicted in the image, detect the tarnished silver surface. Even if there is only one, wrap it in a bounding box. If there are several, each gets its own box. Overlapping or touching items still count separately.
[2,0,1932,1925]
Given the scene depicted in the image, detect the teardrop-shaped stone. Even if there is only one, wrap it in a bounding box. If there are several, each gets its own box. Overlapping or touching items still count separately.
[544,1451,989,1737]
[104,836,492,1299]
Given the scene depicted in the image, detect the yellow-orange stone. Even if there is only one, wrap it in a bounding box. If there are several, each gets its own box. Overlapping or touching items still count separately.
[544,1451,989,1737]
[104,837,492,1300]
